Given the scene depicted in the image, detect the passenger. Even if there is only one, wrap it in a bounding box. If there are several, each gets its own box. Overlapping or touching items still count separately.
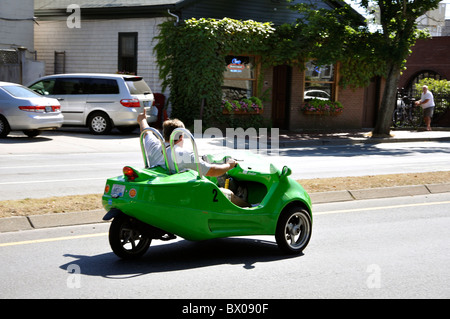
[137,109,250,207]
[137,109,165,167]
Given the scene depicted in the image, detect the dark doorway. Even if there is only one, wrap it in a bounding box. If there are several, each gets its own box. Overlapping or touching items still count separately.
[272,65,291,129]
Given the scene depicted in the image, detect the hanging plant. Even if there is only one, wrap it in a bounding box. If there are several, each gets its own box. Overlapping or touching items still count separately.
[222,96,263,114]
[301,99,343,115]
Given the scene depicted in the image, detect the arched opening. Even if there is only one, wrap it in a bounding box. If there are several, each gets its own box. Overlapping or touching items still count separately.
[404,70,444,96]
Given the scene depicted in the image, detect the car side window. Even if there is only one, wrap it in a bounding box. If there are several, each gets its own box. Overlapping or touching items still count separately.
[88,78,120,94]
[29,79,56,95]
[53,78,89,95]
[0,88,9,99]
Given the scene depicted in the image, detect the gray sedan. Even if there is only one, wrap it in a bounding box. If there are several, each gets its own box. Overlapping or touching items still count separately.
[0,81,63,137]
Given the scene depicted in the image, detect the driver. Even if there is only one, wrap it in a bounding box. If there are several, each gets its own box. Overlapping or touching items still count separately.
[138,109,249,207]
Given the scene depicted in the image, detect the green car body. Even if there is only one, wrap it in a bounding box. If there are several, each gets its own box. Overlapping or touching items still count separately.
[102,128,313,258]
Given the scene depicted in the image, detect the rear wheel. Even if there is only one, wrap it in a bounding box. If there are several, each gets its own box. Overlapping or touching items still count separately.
[0,116,11,138]
[109,214,151,259]
[23,130,41,138]
[88,112,112,134]
[275,206,312,254]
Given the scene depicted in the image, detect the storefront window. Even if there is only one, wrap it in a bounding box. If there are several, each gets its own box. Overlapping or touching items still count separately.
[304,60,335,101]
[222,55,258,100]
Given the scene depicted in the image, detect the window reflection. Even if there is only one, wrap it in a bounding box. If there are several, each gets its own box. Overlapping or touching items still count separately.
[304,60,335,101]
[222,55,256,100]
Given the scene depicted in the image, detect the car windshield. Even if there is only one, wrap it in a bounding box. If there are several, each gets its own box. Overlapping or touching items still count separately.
[2,85,41,98]
[125,77,152,95]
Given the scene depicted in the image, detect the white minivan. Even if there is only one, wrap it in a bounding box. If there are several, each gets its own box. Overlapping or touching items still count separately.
[28,74,156,134]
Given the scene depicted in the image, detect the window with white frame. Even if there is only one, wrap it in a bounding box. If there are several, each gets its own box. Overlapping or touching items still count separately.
[304,60,336,101]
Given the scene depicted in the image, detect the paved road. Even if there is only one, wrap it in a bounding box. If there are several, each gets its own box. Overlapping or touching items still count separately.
[1,193,448,299]
[1,129,450,200]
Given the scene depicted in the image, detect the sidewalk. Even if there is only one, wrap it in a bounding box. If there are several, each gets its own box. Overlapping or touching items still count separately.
[1,128,450,233]
[276,128,450,147]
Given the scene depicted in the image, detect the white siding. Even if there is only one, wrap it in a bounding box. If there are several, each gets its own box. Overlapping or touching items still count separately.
[33,17,168,94]
[0,0,34,50]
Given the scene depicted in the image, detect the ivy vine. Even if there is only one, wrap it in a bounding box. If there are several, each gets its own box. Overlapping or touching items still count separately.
[154,15,382,128]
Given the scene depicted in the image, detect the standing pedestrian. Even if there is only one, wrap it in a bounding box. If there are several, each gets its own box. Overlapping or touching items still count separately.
[415,85,435,131]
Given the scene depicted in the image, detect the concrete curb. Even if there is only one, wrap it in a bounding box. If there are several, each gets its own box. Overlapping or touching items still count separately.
[309,183,450,204]
[1,183,449,233]
[0,210,106,233]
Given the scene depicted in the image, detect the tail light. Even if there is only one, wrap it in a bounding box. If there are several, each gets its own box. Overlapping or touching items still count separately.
[19,105,60,112]
[120,99,140,107]
[123,166,139,181]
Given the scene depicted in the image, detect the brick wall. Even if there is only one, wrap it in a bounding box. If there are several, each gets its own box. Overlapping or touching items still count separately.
[286,66,367,130]
[399,36,450,89]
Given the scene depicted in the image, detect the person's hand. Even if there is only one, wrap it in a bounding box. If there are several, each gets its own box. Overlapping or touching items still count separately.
[226,158,237,169]
[137,108,147,123]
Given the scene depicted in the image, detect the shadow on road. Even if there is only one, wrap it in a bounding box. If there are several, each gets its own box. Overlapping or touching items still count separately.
[60,237,300,279]
[1,126,142,144]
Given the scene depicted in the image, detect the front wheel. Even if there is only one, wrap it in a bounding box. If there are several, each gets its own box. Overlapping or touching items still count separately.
[275,206,312,254]
[109,214,151,259]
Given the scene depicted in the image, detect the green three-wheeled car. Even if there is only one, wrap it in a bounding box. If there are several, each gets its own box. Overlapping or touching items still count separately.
[102,128,312,259]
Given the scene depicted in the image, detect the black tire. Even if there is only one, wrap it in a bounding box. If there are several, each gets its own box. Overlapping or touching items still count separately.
[87,112,112,134]
[275,206,312,254]
[0,116,11,138]
[23,130,41,138]
[109,214,152,259]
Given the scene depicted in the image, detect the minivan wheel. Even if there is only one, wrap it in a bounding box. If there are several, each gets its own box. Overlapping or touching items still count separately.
[88,112,112,134]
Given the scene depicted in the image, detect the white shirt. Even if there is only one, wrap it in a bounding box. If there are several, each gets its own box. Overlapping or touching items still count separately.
[143,133,165,168]
[420,91,435,109]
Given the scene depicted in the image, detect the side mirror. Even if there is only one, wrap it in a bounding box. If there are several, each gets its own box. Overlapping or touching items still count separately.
[281,166,291,177]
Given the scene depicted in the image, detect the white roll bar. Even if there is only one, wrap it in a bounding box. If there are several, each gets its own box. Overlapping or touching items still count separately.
[139,127,169,170]
[169,128,203,179]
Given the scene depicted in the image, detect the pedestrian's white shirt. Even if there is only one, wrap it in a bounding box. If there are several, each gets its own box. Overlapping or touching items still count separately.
[420,91,435,109]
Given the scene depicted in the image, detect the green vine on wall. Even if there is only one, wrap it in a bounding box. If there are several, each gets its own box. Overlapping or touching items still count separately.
[155,18,282,128]
[154,16,382,128]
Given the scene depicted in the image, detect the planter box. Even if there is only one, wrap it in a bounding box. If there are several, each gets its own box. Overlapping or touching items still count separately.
[223,109,263,115]
[303,110,342,116]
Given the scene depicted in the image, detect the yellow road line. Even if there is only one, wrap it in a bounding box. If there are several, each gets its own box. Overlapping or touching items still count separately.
[314,200,450,215]
[0,232,108,247]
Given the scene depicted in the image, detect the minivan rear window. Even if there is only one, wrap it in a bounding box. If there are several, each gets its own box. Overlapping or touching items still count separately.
[125,77,152,95]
